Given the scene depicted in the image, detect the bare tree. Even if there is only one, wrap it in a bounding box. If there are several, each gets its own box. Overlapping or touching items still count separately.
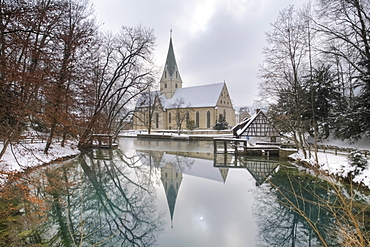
[0,0,65,157]
[43,0,97,153]
[134,88,162,134]
[78,26,156,147]
[169,97,191,135]
[260,6,311,158]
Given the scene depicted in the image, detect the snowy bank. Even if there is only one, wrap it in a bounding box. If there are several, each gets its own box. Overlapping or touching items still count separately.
[0,141,80,182]
[290,150,370,189]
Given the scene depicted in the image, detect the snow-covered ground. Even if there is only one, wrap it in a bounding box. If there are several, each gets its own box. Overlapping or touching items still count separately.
[0,140,80,183]
[290,150,370,189]
[290,136,370,189]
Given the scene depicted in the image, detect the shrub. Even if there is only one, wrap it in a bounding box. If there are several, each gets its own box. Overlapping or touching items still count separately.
[348,151,368,175]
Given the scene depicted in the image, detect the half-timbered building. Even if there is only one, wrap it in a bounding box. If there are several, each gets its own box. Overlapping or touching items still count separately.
[232,109,281,144]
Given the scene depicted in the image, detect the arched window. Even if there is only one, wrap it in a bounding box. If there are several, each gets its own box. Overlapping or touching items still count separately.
[165,83,167,88]
[155,113,159,128]
[223,109,226,120]
[169,112,171,123]
[175,83,178,88]
[165,71,167,78]
[186,112,190,124]
[196,111,199,128]
[206,111,211,128]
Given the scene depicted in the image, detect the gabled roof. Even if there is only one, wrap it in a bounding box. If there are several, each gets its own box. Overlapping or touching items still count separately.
[233,111,259,136]
[163,82,225,109]
[233,110,280,137]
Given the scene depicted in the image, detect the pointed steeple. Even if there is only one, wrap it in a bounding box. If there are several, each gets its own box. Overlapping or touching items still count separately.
[166,37,177,78]
[160,31,182,99]
[160,162,182,229]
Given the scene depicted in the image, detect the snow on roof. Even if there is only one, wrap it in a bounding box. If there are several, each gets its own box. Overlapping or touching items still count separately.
[136,91,160,108]
[163,82,225,109]
[233,112,259,136]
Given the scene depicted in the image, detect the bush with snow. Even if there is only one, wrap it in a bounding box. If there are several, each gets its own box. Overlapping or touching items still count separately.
[347,151,368,175]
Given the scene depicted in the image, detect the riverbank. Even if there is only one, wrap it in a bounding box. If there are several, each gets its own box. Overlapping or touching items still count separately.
[0,140,80,183]
[289,140,370,189]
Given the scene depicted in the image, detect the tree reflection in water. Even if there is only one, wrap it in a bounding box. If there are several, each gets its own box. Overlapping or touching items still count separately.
[254,165,340,247]
[44,148,164,246]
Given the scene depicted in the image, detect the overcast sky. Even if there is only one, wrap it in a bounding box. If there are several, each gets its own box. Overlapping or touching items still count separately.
[91,0,307,107]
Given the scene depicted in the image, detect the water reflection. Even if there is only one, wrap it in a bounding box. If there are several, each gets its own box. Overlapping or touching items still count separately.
[6,138,367,246]
[119,138,333,246]
[254,166,337,247]
[214,153,280,186]
[37,148,165,246]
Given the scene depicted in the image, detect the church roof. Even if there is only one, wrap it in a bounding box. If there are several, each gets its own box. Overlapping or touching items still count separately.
[162,82,225,109]
[165,37,177,78]
[135,91,160,108]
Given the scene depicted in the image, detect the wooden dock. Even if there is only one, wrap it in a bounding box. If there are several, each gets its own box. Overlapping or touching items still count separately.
[213,138,282,156]
[88,134,118,149]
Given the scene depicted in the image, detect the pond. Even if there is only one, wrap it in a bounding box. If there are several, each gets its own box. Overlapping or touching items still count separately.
[1,138,369,246]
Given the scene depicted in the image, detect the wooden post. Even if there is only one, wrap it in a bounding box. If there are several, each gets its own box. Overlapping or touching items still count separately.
[224,140,227,153]
[244,141,247,153]
[213,139,217,153]
[234,140,237,153]
[109,135,112,148]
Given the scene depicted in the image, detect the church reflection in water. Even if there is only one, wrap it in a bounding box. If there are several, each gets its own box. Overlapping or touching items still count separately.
[137,149,280,226]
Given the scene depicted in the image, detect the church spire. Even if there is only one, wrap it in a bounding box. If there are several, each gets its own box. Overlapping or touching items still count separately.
[159,30,182,99]
[166,36,177,78]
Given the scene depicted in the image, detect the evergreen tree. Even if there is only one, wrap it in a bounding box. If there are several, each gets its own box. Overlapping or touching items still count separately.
[213,114,228,130]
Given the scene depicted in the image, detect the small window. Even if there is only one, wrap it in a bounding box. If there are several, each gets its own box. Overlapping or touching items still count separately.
[175,83,178,88]
[165,71,167,78]
[165,83,167,88]
[169,112,171,123]
[196,111,200,128]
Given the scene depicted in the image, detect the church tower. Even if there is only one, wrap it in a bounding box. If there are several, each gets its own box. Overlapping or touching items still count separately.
[160,162,182,228]
[159,32,182,99]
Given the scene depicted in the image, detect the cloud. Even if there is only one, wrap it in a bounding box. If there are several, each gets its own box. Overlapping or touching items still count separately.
[92,0,307,106]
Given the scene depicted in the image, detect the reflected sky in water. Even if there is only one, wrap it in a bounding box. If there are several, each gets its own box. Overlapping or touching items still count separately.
[157,164,258,246]
[118,138,299,246]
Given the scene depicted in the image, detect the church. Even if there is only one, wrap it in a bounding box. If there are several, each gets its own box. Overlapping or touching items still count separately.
[133,35,236,131]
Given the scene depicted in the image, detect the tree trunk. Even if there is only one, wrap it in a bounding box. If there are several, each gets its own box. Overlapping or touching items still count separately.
[0,137,11,160]
[44,123,56,154]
